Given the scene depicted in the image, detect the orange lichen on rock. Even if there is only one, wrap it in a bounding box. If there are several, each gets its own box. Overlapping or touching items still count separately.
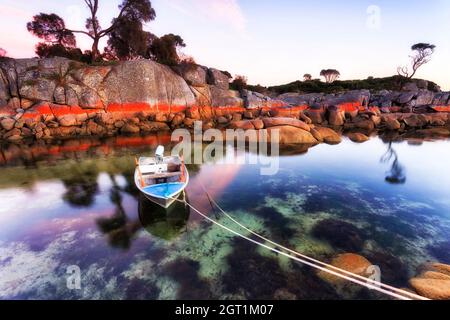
[432,105,450,112]
[336,102,362,113]
[50,105,86,116]
[214,106,246,117]
[270,105,308,118]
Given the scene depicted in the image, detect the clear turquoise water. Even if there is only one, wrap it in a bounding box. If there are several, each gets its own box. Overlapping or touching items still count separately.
[0,135,449,299]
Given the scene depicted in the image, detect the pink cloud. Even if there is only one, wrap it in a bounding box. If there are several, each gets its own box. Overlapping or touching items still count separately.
[168,0,246,31]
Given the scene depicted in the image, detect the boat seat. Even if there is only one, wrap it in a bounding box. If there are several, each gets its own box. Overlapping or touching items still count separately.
[142,171,182,179]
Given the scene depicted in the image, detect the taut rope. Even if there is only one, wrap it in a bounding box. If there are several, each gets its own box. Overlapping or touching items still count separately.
[196,181,427,300]
[169,191,427,300]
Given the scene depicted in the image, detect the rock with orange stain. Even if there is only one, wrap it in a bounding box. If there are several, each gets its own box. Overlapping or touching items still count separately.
[318,253,372,285]
[347,132,369,143]
[270,106,308,118]
[228,120,255,130]
[406,262,450,299]
[190,85,212,107]
[305,108,325,124]
[314,126,342,144]
[266,125,317,144]
[328,109,345,126]
[251,119,264,130]
[431,105,450,113]
[262,117,310,131]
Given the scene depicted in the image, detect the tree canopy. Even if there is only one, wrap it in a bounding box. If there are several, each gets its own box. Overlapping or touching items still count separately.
[27,0,156,61]
[397,43,436,79]
[320,69,340,83]
[230,75,248,91]
[105,17,155,60]
[149,34,186,66]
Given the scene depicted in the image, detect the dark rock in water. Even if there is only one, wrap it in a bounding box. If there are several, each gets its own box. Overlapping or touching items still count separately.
[312,218,365,252]
[125,278,160,300]
[223,240,339,299]
[427,241,450,264]
[253,206,295,241]
[366,251,409,287]
[164,258,212,299]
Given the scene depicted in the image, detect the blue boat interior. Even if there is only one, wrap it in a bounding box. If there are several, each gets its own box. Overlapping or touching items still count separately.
[143,182,185,198]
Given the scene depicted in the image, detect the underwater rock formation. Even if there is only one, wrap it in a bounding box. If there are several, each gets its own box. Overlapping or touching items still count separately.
[366,251,409,287]
[409,263,450,299]
[427,241,450,264]
[318,253,372,285]
[312,219,365,252]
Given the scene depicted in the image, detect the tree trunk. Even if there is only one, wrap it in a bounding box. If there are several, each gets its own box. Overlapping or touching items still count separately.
[91,37,101,61]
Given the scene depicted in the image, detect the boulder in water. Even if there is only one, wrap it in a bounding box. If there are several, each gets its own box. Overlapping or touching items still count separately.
[318,253,372,285]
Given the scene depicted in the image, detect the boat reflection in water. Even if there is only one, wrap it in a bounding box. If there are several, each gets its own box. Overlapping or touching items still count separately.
[138,193,190,241]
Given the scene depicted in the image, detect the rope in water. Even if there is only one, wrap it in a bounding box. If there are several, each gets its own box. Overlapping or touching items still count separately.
[197,181,427,301]
[171,197,417,300]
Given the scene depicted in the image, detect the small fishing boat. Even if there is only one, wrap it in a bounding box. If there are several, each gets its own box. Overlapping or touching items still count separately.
[134,146,189,208]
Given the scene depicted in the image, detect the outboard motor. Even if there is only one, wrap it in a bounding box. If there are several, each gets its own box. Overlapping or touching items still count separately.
[155,145,164,164]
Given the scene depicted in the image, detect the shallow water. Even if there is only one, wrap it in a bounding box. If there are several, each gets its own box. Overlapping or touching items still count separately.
[0,134,449,300]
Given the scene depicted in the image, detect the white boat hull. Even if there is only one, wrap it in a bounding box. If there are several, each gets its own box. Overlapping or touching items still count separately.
[134,156,189,209]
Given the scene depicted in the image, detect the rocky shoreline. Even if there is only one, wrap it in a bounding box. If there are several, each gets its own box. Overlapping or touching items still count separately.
[1,57,450,143]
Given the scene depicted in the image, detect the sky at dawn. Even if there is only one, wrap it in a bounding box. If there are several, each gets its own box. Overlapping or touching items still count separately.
[0,0,449,89]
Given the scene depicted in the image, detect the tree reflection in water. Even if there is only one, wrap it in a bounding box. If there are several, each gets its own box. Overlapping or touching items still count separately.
[96,174,141,249]
[61,169,99,207]
[381,142,406,184]
[96,174,190,250]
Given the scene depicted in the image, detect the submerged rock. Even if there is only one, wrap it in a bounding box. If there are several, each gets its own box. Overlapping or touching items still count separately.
[318,253,372,285]
[366,251,409,287]
[409,262,450,299]
[427,241,450,264]
[312,219,365,252]
[409,278,450,300]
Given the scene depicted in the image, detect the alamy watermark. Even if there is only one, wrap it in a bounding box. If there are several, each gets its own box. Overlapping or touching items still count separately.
[366,5,382,30]
[66,265,81,290]
[170,121,280,176]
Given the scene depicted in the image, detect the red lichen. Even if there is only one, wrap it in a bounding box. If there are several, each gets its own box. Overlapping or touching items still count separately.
[432,105,450,112]
[336,102,361,113]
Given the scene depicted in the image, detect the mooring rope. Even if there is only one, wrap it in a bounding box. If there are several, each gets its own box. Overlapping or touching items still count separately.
[171,196,420,300]
[196,181,427,301]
